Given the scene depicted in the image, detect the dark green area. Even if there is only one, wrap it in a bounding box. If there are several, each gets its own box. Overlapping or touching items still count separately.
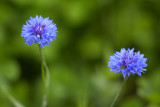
[0,0,160,107]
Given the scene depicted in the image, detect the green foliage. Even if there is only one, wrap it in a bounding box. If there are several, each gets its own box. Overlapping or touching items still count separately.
[0,0,159,107]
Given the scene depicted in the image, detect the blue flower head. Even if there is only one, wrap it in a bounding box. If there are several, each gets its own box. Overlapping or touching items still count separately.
[21,15,57,48]
[108,48,147,78]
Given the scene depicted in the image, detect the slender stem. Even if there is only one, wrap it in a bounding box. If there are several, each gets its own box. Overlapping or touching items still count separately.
[110,77,128,107]
[0,85,24,107]
[39,45,50,107]
[8,94,24,107]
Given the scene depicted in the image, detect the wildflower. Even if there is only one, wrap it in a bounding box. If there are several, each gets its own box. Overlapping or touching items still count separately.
[21,15,57,48]
[108,48,147,78]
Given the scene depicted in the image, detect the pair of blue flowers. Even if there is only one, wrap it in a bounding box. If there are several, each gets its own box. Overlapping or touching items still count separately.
[21,15,147,78]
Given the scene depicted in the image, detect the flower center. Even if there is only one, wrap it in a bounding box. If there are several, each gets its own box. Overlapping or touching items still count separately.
[128,57,132,64]
[121,56,132,70]
[33,24,44,37]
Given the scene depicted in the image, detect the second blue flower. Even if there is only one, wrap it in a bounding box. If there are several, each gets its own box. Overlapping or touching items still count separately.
[108,48,147,78]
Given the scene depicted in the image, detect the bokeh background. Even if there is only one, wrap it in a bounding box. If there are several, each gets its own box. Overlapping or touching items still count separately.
[0,0,159,107]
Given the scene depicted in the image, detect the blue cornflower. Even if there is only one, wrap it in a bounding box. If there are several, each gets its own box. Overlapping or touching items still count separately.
[21,15,57,48]
[108,48,147,78]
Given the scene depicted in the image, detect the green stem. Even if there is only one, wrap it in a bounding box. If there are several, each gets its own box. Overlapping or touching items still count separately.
[110,77,128,107]
[39,45,50,107]
[7,94,25,107]
[0,85,24,107]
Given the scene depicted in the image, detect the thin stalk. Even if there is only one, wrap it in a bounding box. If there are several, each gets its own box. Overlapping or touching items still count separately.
[39,45,50,107]
[8,94,24,107]
[0,86,24,107]
[110,77,128,107]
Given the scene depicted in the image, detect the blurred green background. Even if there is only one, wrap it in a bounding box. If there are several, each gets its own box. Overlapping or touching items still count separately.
[0,0,159,107]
